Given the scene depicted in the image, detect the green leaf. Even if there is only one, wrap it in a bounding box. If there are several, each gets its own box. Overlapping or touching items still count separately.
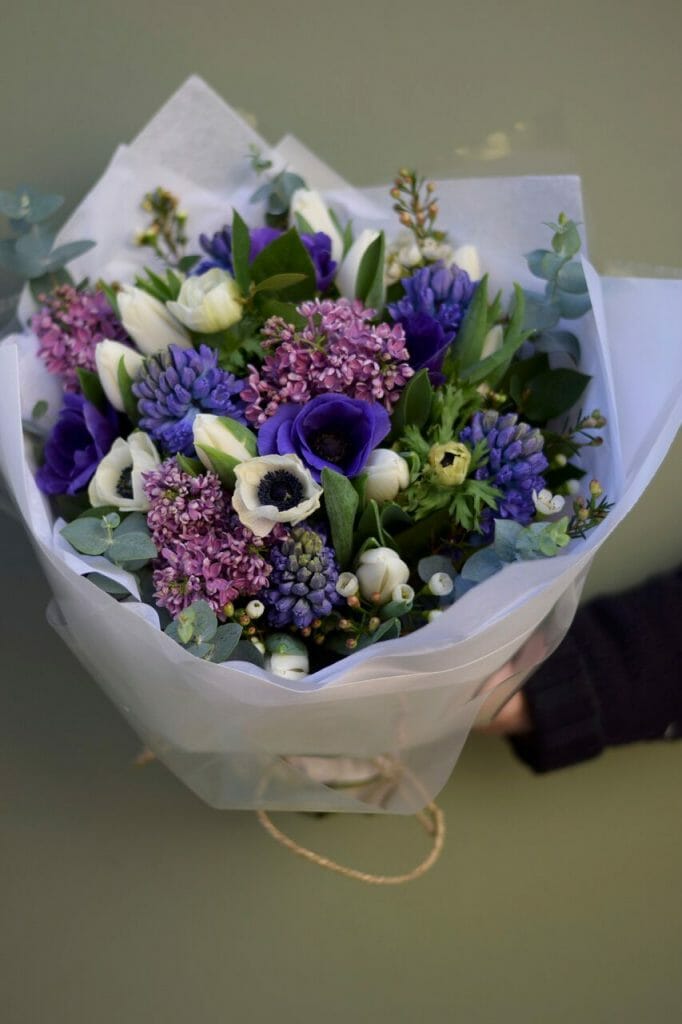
[321,467,359,569]
[117,357,140,425]
[85,573,132,598]
[61,517,111,556]
[186,642,213,659]
[231,209,251,294]
[451,276,490,371]
[387,368,433,443]
[176,454,203,476]
[551,219,581,259]
[31,400,48,421]
[252,272,307,295]
[177,254,200,274]
[355,498,385,549]
[526,249,564,281]
[417,555,457,584]
[255,298,307,330]
[461,284,530,387]
[354,232,385,311]
[76,368,106,411]
[355,617,401,649]
[112,511,147,536]
[393,508,451,562]
[532,329,581,363]
[294,212,316,236]
[190,601,219,643]
[98,281,121,318]
[522,368,591,422]
[44,239,96,272]
[521,290,561,332]
[107,532,157,565]
[195,445,239,489]
[556,260,587,294]
[228,639,265,668]
[380,503,413,535]
[249,228,316,301]
[214,417,257,457]
[211,623,243,662]
[29,267,73,300]
[557,289,592,319]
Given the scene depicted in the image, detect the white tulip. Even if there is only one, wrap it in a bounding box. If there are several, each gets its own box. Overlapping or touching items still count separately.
[356,547,410,605]
[453,244,482,281]
[289,188,344,263]
[267,651,310,679]
[232,454,322,537]
[88,431,161,511]
[480,324,504,360]
[94,340,145,412]
[118,285,191,355]
[192,414,257,470]
[363,449,410,503]
[335,229,382,299]
[167,268,243,333]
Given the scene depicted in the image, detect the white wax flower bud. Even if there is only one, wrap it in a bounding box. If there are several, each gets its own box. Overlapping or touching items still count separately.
[251,638,266,655]
[336,572,359,598]
[167,268,243,333]
[94,340,145,412]
[565,479,581,495]
[421,237,455,264]
[289,188,344,263]
[427,609,444,622]
[391,583,415,605]
[453,244,481,281]
[336,229,381,300]
[193,414,257,470]
[532,488,566,515]
[363,449,410,503]
[480,324,504,360]
[118,285,192,355]
[268,651,310,679]
[246,600,265,620]
[356,547,410,605]
[428,572,454,597]
[87,431,161,511]
[398,242,422,268]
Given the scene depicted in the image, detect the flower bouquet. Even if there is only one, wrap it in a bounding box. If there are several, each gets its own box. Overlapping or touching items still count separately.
[0,78,679,815]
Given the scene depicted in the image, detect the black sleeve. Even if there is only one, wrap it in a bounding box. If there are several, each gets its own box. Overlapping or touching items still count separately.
[510,566,682,773]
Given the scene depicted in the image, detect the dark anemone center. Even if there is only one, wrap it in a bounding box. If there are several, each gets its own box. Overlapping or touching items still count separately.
[440,451,458,467]
[258,469,304,511]
[117,466,134,499]
[308,430,350,465]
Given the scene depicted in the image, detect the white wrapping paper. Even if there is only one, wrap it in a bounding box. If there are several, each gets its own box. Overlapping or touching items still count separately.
[1,78,680,812]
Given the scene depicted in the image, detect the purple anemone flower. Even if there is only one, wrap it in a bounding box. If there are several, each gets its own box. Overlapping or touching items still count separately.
[36,392,119,496]
[132,344,246,457]
[258,393,391,481]
[194,225,337,292]
[388,261,476,381]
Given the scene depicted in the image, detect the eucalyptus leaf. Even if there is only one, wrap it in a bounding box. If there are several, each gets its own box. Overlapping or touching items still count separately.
[321,467,359,569]
[61,517,111,556]
[461,545,505,581]
[107,532,157,565]
[557,289,592,319]
[532,329,581,363]
[492,519,524,562]
[191,601,219,643]
[44,239,96,272]
[29,267,73,300]
[417,555,457,584]
[186,642,214,659]
[556,260,588,294]
[521,290,561,332]
[85,573,132,599]
[228,639,266,668]
[526,249,564,281]
[211,623,243,662]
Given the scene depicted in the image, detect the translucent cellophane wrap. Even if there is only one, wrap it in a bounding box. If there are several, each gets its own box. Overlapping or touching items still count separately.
[0,78,679,812]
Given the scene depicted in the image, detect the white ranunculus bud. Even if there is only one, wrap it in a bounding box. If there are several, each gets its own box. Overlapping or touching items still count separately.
[232,454,323,537]
[268,651,310,679]
[167,268,243,333]
[94,340,145,412]
[363,449,410,503]
[87,431,161,511]
[289,188,344,263]
[532,488,566,515]
[453,244,482,281]
[336,229,381,299]
[480,324,504,360]
[246,600,265,620]
[118,285,192,355]
[428,572,454,597]
[336,572,359,598]
[356,547,410,605]
[391,583,415,604]
[192,414,257,470]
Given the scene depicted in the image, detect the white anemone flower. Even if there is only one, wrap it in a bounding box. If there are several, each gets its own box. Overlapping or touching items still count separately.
[88,431,161,511]
[232,454,322,537]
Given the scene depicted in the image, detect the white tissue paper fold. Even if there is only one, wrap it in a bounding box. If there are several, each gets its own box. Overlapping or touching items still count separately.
[1,77,680,812]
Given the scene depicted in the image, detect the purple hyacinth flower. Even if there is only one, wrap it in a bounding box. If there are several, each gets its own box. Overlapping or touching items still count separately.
[264,526,341,629]
[258,393,390,481]
[36,392,119,496]
[133,344,246,457]
[193,225,337,291]
[388,261,476,379]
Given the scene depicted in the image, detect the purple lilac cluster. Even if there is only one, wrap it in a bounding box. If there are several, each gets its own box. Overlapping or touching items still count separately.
[195,225,337,292]
[242,299,413,426]
[264,527,341,629]
[133,344,245,456]
[143,460,272,619]
[32,285,130,391]
[460,410,548,537]
[388,262,475,381]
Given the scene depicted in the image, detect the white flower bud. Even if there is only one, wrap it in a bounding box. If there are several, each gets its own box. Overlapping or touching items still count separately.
[391,583,415,604]
[251,638,266,655]
[289,188,344,263]
[427,609,444,622]
[398,242,422,268]
[118,285,192,355]
[246,600,265,620]
[428,572,454,597]
[566,479,581,495]
[192,414,257,470]
[167,268,243,333]
[480,324,504,360]
[453,244,481,281]
[336,572,359,598]
[532,488,566,515]
[363,449,410,503]
[336,229,382,300]
[268,651,310,679]
[87,431,161,511]
[94,340,145,412]
[356,547,410,605]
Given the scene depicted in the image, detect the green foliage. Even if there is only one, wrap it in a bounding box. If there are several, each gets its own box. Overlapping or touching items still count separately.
[194,444,239,489]
[460,285,531,388]
[176,454,203,476]
[231,209,252,294]
[134,266,183,303]
[61,508,157,568]
[524,213,591,341]
[117,357,140,425]
[321,467,359,569]
[165,600,244,663]
[249,228,317,301]
[354,232,385,311]
[250,170,306,225]
[386,369,434,444]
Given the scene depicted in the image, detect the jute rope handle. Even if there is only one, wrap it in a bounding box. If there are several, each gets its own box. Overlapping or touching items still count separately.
[255,800,445,885]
